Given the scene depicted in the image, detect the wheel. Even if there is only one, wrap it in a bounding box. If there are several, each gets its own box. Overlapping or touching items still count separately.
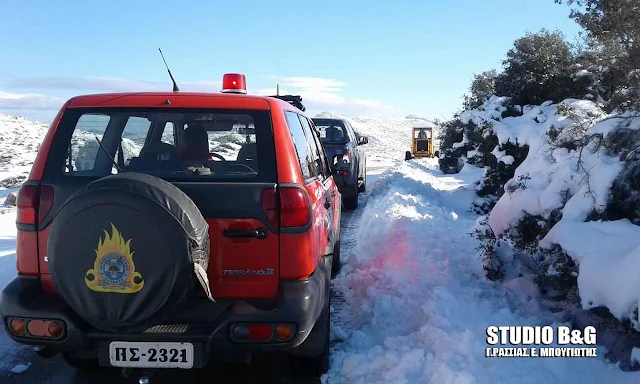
[405,151,412,161]
[292,292,330,376]
[343,188,359,210]
[358,166,367,193]
[331,239,341,279]
[62,351,99,371]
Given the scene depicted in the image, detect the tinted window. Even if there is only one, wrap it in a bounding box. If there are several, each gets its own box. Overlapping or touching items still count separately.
[52,108,275,182]
[312,119,349,144]
[346,122,358,142]
[309,120,332,177]
[299,116,325,178]
[284,111,314,180]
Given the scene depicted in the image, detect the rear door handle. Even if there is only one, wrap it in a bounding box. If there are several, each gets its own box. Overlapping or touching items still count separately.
[223,228,268,239]
[330,190,336,197]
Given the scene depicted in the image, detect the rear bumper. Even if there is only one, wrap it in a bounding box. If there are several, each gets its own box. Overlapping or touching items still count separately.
[0,261,330,367]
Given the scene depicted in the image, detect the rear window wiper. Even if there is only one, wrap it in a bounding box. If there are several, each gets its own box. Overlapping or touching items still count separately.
[95,136,123,173]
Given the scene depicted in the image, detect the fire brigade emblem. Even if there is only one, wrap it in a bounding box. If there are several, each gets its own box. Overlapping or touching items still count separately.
[85,224,144,293]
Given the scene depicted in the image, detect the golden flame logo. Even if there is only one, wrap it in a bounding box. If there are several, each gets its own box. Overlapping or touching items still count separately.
[85,223,144,293]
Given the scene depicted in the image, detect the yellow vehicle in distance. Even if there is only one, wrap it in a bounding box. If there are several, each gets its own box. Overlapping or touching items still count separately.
[405,126,439,161]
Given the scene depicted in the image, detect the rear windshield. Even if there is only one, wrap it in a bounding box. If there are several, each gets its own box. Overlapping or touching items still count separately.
[312,120,349,144]
[47,108,276,182]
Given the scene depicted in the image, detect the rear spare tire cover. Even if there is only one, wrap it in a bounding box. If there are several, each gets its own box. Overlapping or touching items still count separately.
[48,172,211,333]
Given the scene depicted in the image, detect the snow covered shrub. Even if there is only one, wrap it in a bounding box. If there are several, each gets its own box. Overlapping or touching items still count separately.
[471,216,504,281]
[476,141,529,211]
[437,119,477,174]
[588,115,640,224]
[533,244,578,301]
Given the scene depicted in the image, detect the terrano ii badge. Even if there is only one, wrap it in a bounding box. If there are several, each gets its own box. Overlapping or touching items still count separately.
[222,269,275,276]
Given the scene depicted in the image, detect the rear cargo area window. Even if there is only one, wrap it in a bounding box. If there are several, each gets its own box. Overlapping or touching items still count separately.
[314,123,348,144]
[54,108,276,182]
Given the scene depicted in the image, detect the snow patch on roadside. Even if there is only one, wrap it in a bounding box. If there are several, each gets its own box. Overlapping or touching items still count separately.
[328,158,640,383]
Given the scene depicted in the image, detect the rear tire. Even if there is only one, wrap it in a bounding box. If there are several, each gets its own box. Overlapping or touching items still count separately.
[405,151,412,161]
[358,166,367,193]
[331,239,341,279]
[343,186,359,210]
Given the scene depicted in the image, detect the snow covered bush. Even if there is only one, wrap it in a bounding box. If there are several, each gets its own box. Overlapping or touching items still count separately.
[462,96,640,329]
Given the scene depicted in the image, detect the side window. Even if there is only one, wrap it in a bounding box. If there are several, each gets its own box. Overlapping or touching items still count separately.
[284,111,314,181]
[345,121,357,143]
[302,117,330,178]
[298,115,326,178]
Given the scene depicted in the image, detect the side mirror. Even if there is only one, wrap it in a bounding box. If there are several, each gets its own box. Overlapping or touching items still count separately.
[357,136,369,145]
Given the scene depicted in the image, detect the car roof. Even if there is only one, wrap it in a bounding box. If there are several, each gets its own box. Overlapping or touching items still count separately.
[65,92,302,113]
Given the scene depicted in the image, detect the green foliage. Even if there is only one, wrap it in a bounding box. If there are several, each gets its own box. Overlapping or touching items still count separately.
[477,141,529,201]
[556,0,640,112]
[494,29,590,106]
[534,244,578,299]
[471,216,504,281]
[463,70,498,110]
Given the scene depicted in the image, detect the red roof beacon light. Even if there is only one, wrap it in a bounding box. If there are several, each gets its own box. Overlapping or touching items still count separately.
[221,73,248,94]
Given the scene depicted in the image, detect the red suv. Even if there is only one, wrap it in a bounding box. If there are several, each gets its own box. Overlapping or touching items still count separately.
[1,74,342,376]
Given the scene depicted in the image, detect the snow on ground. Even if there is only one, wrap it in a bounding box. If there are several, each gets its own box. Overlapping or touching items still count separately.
[0,209,31,372]
[328,157,640,384]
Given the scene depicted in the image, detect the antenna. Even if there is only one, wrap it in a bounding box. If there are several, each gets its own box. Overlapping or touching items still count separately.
[158,48,180,92]
[276,44,280,96]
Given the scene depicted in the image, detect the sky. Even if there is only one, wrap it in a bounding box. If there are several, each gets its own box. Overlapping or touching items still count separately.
[0,0,584,123]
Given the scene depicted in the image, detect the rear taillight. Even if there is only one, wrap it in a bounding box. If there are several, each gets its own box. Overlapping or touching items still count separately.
[279,188,311,228]
[16,185,38,225]
[261,189,278,227]
[8,317,65,339]
[16,184,54,226]
[261,187,311,228]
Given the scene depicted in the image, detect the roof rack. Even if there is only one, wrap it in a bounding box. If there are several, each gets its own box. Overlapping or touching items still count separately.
[270,95,306,112]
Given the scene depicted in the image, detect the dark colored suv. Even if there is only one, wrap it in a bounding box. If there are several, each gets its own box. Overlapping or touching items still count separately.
[311,118,368,210]
[1,74,342,376]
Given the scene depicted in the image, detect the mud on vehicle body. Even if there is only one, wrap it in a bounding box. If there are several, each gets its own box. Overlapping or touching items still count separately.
[1,75,342,376]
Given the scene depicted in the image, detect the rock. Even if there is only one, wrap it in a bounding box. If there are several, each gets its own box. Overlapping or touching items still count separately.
[4,192,18,206]
[0,175,26,188]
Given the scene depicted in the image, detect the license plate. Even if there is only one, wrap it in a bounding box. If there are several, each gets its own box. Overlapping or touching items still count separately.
[109,341,194,368]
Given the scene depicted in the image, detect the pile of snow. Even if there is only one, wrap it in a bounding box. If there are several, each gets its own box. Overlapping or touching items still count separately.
[329,158,639,383]
[459,96,640,324]
[315,111,440,168]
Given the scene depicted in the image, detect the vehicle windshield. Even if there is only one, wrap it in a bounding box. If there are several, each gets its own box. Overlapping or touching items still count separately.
[313,121,349,144]
[52,108,276,182]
